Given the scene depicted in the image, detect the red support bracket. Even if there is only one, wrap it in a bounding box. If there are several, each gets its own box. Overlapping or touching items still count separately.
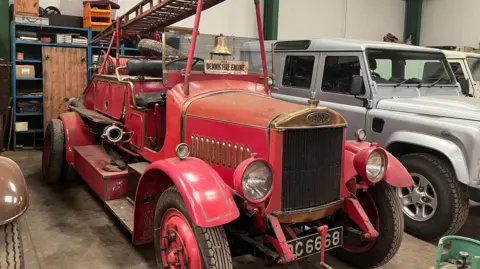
[265,215,296,264]
[343,198,379,240]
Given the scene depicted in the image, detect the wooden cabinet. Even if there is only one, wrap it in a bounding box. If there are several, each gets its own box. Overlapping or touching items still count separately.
[42,47,87,128]
[14,0,39,17]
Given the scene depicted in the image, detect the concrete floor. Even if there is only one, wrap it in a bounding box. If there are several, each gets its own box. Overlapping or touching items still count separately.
[6,150,480,269]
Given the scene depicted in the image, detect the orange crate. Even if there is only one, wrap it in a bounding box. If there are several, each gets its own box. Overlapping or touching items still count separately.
[83,2,112,30]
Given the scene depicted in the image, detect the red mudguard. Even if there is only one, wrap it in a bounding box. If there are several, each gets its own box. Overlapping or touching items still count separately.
[132,157,239,244]
[58,112,95,165]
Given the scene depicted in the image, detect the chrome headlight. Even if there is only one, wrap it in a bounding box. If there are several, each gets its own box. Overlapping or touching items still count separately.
[175,143,190,160]
[242,161,273,201]
[267,77,275,86]
[366,150,386,182]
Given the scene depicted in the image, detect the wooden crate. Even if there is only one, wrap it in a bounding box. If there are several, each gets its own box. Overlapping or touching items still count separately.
[14,0,39,17]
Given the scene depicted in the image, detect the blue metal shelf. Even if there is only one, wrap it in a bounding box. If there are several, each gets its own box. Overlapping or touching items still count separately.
[15,23,89,32]
[16,59,42,63]
[16,113,43,116]
[16,41,87,48]
[16,129,44,134]
[16,95,43,99]
[16,77,42,81]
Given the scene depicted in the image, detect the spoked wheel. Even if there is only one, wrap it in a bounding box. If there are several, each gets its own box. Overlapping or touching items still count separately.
[333,182,404,269]
[154,186,233,269]
[42,119,65,184]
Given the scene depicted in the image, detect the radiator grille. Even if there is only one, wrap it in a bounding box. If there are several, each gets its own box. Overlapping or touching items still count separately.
[281,127,343,211]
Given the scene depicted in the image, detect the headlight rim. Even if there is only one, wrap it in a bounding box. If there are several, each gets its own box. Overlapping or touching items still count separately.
[233,158,273,204]
[366,149,386,183]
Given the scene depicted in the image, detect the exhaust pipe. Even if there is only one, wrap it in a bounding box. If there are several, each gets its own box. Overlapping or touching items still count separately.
[102,125,124,144]
[65,97,86,109]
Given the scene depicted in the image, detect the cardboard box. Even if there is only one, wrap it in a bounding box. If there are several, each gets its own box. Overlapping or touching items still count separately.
[15,122,28,132]
[16,65,35,78]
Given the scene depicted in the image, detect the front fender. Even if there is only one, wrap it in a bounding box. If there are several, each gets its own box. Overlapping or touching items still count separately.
[133,157,239,244]
[386,131,469,186]
[344,141,413,188]
[0,157,28,225]
[59,112,95,165]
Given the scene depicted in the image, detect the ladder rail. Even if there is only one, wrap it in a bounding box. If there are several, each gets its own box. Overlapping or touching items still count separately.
[90,0,225,44]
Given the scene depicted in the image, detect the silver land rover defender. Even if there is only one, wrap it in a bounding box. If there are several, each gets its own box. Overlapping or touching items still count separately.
[241,38,477,241]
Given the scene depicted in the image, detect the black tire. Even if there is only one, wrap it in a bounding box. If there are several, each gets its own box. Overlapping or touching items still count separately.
[138,39,186,58]
[154,186,233,269]
[399,153,469,241]
[333,182,404,269]
[42,119,65,184]
[0,221,24,269]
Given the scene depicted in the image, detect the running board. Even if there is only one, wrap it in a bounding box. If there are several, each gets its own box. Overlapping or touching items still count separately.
[105,198,134,233]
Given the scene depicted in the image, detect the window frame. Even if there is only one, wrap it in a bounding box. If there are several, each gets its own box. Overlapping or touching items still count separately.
[316,51,370,99]
[281,54,317,90]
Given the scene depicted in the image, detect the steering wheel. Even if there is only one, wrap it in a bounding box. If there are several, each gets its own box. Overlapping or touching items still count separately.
[166,57,204,70]
[371,71,381,78]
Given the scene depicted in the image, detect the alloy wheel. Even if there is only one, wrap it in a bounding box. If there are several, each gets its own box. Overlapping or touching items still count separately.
[396,172,438,222]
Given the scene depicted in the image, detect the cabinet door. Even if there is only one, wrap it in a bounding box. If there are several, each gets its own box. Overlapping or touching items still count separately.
[14,0,39,16]
[43,47,87,128]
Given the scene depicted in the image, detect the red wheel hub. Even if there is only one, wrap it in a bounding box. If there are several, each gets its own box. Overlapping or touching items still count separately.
[160,209,201,269]
[42,130,51,175]
[343,192,380,253]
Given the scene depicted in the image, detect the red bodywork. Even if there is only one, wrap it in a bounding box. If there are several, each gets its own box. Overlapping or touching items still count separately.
[54,0,414,265]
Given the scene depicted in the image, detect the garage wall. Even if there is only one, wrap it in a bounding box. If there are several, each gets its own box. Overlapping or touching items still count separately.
[277,0,405,42]
[421,0,480,47]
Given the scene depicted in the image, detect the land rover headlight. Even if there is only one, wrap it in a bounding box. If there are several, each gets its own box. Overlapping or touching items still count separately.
[242,161,273,202]
[366,150,386,182]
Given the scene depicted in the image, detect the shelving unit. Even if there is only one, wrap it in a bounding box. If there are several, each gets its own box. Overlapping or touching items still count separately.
[10,21,139,150]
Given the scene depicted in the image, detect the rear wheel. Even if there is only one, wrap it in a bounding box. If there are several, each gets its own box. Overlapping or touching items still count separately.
[154,186,233,269]
[333,182,403,269]
[42,119,65,184]
[0,220,24,269]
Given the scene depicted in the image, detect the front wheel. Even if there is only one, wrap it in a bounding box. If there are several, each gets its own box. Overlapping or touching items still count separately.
[154,186,233,269]
[0,220,24,269]
[333,182,404,269]
[397,153,469,241]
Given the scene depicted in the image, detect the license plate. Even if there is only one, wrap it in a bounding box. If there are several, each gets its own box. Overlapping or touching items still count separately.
[287,227,343,259]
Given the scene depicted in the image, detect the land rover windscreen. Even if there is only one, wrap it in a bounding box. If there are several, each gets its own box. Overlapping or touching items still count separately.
[366,49,460,96]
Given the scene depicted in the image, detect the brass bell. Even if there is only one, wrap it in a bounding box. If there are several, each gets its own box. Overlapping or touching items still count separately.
[210,33,232,56]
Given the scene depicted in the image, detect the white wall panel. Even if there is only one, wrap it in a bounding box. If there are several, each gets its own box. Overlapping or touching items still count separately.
[421,0,480,47]
[278,0,405,42]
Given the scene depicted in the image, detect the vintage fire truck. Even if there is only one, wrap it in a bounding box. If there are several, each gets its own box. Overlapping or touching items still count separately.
[41,0,414,268]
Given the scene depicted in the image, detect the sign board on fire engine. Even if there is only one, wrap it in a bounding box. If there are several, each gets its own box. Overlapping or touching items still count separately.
[204,59,249,75]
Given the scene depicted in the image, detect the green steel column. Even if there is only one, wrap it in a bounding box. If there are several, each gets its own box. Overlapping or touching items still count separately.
[404,0,423,45]
[263,0,279,40]
[0,0,9,59]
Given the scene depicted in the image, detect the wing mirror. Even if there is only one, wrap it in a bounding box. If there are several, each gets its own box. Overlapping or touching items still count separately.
[349,75,365,95]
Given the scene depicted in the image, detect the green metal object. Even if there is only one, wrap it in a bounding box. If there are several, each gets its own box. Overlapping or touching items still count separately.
[0,0,9,59]
[404,0,423,45]
[263,0,279,40]
[433,236,480,269]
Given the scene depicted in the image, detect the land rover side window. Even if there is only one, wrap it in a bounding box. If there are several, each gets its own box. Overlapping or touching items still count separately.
[366,49,455,85]
[282,55,315,89]
[321,56,363,94]
[449,62,466,80]
[467,57,480,81]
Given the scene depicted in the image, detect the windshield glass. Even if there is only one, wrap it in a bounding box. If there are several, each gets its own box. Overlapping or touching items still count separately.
[366,49,455,85]
[466,56,480,82]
